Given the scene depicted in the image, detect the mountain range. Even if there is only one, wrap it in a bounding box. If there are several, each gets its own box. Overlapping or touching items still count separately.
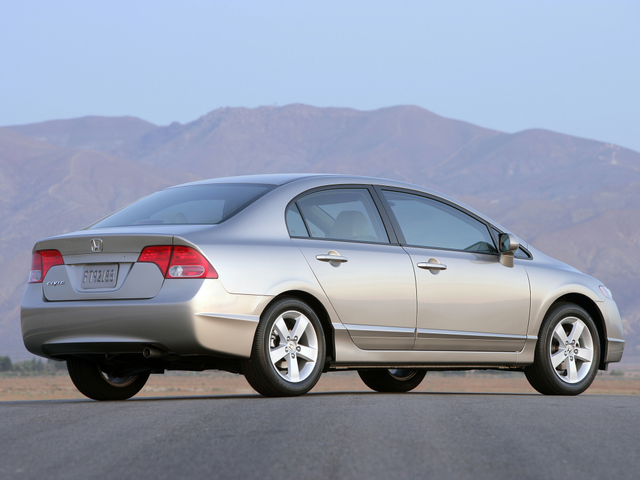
[2,104,639,361]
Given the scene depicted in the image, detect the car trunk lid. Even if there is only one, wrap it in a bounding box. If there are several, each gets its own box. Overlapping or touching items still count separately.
[35,226,208,301]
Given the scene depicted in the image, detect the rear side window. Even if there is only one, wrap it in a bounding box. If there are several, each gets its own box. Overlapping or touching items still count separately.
[89,184,274,229]
[286,203,309,237]
[382,190,497,254]
[293,188,389,243]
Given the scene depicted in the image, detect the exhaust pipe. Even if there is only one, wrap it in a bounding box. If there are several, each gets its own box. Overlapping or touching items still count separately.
[143,347,168,359]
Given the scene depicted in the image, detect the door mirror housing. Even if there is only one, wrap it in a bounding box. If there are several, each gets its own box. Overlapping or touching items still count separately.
[498,233,519,267]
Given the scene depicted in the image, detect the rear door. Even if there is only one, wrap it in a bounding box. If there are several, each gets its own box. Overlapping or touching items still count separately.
[288,187,417,350]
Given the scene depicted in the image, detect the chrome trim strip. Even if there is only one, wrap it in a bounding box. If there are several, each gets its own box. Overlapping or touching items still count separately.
[344,324,416,337]
[332,363,514,369]
[607,337,625,344]
[416,328,528,341]
[63,253,140,264]
[196,313,259,323]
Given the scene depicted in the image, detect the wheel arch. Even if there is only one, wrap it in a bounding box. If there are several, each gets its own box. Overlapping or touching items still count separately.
[545,293,607,370]
[262,290,335,367]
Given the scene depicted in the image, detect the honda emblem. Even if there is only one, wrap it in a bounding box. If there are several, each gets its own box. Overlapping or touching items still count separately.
[90,238,103,253]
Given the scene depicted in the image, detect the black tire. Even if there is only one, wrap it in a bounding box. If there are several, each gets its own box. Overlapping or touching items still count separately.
[358,368,427,393]
[242,297,326,397]
[67,359,150,401]
[524,303,600,395]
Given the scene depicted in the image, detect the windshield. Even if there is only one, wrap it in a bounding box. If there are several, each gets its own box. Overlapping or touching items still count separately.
[89,183,275,229]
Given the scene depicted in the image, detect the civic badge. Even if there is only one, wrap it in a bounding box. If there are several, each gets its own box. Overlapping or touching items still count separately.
[90,238,103,253]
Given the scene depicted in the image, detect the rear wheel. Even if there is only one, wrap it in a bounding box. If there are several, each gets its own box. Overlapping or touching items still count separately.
[358,368,427,392]
[525,303,600,395]
[67,359,150,401]
[243,297,325,397]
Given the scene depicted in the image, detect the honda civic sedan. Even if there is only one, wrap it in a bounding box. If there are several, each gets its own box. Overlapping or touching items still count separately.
[21,174,625,399]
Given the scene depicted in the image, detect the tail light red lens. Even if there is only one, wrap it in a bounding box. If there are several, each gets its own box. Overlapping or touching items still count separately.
[29,250,64,283]
[138,245,218,279]
[168,246,218,278]
[138,246,173,276]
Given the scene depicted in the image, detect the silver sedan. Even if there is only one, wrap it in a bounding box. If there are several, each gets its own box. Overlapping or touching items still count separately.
[21,174,625,399]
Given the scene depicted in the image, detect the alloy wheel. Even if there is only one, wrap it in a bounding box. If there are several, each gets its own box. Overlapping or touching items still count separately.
[98,367,138,387]
[388,369,419,381]
[549,316,595,384]
[268,310,319,383]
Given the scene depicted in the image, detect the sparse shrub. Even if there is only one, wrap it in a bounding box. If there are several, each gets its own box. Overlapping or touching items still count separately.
[13,358,45,373]
[0,356,67,375]
[610,370,625,376]
[0,356,12,372]
[47,359,67,371]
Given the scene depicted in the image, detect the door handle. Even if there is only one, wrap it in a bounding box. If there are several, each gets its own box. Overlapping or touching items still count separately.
[417,262,447,270]
[316,254,348,263]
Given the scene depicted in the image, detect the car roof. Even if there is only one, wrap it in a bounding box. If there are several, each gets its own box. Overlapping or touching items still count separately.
[171,173,520,241]
[175,172,438,188]
[177,173,333,186]
[175,173,449,192]
[175,174,462,208]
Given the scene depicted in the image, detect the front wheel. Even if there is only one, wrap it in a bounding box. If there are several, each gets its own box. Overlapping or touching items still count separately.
[358,368,427,392]
[242,297,326,397]
[525,303,600,395]
[67,359,150,400]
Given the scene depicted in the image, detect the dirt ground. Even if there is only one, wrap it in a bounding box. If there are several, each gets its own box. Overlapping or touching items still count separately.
[1,367,639,401]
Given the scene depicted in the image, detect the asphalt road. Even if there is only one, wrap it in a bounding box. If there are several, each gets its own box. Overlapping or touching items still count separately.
[1,392,638,480]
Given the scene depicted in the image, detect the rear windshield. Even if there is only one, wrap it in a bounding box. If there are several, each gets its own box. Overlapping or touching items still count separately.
[89,184,274,229]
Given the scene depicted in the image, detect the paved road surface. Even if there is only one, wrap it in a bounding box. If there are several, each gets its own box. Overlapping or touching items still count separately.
[1,392,638,479]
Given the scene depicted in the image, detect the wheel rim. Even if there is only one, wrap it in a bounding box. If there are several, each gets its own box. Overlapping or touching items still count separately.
[97,365,138,388]
[268,310,319,383]
[388,369,418,381]
[549,316,595,384]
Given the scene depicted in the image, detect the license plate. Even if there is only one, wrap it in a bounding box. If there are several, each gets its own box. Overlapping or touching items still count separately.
[81,264,119,289]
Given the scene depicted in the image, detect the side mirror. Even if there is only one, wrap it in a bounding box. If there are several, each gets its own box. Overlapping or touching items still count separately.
[498,233,519,267]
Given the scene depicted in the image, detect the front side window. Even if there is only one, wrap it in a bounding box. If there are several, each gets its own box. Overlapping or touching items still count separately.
[382,190,497,253]
[293,188,389,243]
[89,184,274,229]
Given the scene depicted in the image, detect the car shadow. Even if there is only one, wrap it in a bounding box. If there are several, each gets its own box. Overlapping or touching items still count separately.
[0,390,543,406]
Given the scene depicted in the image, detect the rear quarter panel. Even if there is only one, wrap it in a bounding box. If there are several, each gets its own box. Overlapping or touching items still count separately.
[175,182,342,324]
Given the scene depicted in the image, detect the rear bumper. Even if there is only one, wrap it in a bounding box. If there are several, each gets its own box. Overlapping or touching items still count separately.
[21,279,272,359]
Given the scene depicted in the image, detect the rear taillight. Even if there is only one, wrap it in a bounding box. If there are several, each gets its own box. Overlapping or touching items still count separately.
[138,245,218,279]
[29,250,64,283]
[138,246,173,276]
[168,246,218,278]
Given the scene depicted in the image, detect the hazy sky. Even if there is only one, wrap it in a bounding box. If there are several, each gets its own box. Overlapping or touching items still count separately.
[1,1,639,151]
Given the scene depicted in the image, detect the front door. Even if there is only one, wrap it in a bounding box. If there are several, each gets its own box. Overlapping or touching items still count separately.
[378,189,531,352]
